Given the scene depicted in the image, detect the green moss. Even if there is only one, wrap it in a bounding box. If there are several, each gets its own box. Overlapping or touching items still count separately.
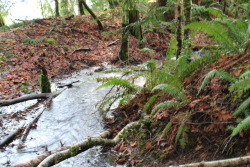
[38,68,51,93]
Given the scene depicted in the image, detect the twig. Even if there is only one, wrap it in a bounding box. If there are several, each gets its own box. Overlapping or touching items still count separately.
[107,39,120,46]
[72,48,91,53]
[57,80,80,88]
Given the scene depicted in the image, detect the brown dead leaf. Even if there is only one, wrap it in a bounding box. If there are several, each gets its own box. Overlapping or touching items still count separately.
[200,152,208,158]
[130,142,138,147]
[145,142,153,150]
[195,145,203,151]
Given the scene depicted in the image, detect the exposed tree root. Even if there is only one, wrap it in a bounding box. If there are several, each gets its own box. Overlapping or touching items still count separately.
[11,121,139,167]
[0,124,24,147]
[0,89,65,106]
[179,155,250,167]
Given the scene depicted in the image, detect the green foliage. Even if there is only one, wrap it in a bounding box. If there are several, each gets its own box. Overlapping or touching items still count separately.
[46,38,56,45]
[97,77,137,93]
[197,69,236,95]
[167,36,177,60]
[161,120,173,138]
[143,93,160,113]
[97,77,138,111]
[232,97,250,117]
[24,38,43,45]
[150,101,183,117]
[186,19,250,53]
[152,84,187,102]
[198,68,250,136]
[179,54,220,81]
[231,116,250,136]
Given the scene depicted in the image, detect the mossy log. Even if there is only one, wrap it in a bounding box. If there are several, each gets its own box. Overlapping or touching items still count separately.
[0,89,64,107]
[11,121,139,167]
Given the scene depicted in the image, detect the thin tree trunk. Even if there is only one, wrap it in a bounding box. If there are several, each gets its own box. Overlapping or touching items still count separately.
[55,0,60,16]
[176,5,183,58]
[184,0,192,40]
[0,14,5,27]
[78,0,85,15]
[81,0,104,30]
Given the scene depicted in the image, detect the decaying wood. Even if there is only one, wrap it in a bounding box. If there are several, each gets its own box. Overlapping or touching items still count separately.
[57,80,80,88]
[179,155,250,167]
[11,121,139,167]
[0,89,65,107]
[0,124,24,147]
[72,48,91,53]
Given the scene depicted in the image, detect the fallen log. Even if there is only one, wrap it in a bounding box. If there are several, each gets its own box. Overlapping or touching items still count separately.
[178,155,250,167]
[11,121,139,167]
[0,89,65,107]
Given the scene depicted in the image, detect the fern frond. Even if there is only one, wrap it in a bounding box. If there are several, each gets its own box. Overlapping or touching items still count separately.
[97,77,137,93]
[161,120,173,138]
[197,69,236,95]
[239,70,250,79]
[152,84,187,101]
[150,101,183,117]
[231,116,250,136]
[233,97,250,116]
[143,93,161,112]
[178,54,220,81]
[175,123,185,144]
[229,77,250,92]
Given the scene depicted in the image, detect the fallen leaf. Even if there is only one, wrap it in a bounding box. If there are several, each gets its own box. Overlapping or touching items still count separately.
[145,142,153,150]
[195,145,203,151]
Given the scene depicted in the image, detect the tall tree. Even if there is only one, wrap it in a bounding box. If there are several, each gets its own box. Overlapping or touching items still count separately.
[55,0,60,16]
[78,0,85,15]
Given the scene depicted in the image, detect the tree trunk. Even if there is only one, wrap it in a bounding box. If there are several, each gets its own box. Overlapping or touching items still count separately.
[157,0,175,21]
[119,27,130,62]
[184,0,192,40]
[81,0,104,30]
[55,0,60,16]
[0,14,5,27]
[176,5,183,58]
[108,0,119,9]
[78,0,85,15]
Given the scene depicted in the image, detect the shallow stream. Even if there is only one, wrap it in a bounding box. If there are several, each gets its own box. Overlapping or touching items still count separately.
[0,67,120,166]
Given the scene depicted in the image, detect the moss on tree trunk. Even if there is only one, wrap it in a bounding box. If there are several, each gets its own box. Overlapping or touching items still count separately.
[39,67,52,93]
[119,27,130,62]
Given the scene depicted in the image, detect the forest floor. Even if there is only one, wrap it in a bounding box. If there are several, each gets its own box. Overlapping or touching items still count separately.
[0,13,250,166]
